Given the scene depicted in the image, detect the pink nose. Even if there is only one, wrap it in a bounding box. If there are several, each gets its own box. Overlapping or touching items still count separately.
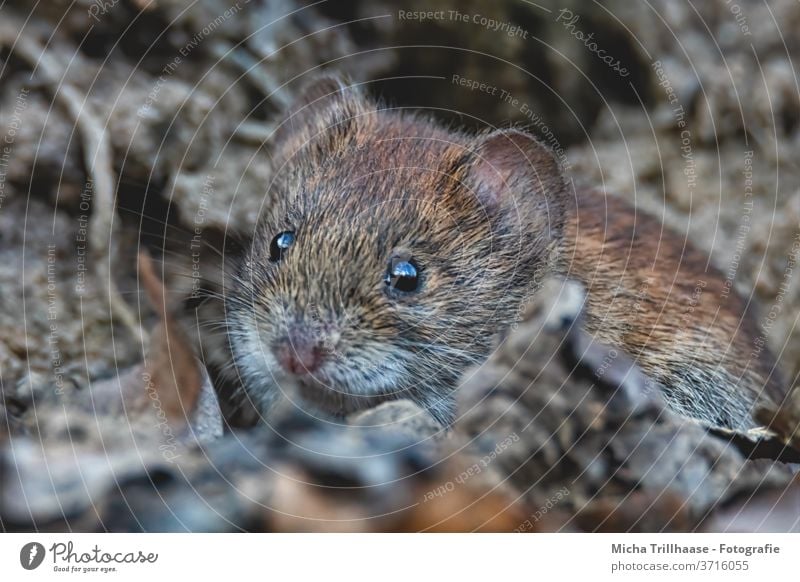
[273,331,326,375]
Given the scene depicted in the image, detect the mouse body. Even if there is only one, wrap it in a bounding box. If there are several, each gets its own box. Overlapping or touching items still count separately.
[224,77,784,429]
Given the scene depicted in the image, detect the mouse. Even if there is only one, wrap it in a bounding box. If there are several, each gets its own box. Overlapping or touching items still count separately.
[221,76,785,430]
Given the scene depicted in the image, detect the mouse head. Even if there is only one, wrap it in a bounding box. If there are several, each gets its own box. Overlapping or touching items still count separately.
[229,76,568,424]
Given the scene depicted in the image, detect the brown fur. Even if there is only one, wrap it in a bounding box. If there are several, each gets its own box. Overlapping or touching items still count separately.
[225,76,784,429]
[561,188,784,427]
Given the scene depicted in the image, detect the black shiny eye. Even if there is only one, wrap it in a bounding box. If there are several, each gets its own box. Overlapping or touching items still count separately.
[385,259,420,293]
[269,231,295,262]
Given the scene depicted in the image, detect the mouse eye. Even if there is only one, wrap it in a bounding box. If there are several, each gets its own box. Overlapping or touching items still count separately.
[384,258,420,293]
[269,231,295,262]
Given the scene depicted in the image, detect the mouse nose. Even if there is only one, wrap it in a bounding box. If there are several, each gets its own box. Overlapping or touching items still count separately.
[273,327,327,376]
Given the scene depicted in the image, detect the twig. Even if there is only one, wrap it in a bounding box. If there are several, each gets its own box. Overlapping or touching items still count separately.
[210,40,292,109]
[0,17,147,346]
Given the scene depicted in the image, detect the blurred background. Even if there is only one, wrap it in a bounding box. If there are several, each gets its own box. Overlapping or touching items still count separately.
[1,0,799,532]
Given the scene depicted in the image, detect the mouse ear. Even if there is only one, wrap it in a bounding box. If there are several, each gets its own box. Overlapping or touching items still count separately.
[282,75,352,127]
[465,128,567,237]
[468,129,565,216]
[271,75,371,163]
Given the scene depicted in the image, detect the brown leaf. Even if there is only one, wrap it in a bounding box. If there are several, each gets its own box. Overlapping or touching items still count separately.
[575,491,694,532]
[139,251,204,424]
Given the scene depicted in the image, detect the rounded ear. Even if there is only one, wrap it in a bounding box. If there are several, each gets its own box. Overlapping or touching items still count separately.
[281,75,352,128]
[271,75,372,162]
[466,128,568,238]
[469,129,565,214]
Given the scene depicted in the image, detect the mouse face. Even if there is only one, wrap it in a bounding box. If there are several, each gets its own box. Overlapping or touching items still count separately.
[228,77,567,424]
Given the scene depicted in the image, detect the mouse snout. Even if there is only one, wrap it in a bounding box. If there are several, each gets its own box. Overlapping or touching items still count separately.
[273,324,328,376]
